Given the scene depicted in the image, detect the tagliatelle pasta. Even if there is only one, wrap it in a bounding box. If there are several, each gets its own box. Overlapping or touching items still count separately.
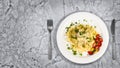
[65,22,103,56]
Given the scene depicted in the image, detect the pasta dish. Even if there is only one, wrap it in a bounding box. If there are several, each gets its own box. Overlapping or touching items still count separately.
[65,22,103,56]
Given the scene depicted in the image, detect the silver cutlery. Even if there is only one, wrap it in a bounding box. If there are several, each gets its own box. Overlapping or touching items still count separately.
[47,19,53,60]
[111,19,116,60]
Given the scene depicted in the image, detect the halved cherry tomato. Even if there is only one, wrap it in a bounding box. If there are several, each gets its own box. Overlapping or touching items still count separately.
[95,37,99,42]
[97,42,102,47]
[91,34,103,55]
[88,51,93,55]
[96,34,100,38]
[95,46,100,50]
[99,38,103,42]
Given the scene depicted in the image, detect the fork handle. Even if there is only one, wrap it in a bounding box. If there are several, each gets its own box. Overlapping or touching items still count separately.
[48,33,52,60]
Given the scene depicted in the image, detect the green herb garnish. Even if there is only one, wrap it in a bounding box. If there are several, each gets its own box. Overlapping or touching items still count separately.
[79,32,82,35]
[79,31,85,35]
[66,23,75,32]
[65,27,70,32]
[79,53,82,56]
[75,22,77,24]
[79,24,83,28]
[75,29,79,33]
[94,26,96,28]
[67,47,71,50]
[88,40,91,42]
[72,50,77,55]
[87,37,92,42]
[70,23,74,26]
[86,37,89,39]
[83,19,87,22]
[66,44,69,46]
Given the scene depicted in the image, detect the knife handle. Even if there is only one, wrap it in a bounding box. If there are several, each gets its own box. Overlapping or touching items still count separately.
[112,35,116,60]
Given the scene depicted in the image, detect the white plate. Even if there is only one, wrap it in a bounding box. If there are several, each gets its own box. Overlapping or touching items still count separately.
[56,12,109,64]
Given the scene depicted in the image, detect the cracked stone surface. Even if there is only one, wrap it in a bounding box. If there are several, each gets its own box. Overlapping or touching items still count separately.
[0,0,120,68]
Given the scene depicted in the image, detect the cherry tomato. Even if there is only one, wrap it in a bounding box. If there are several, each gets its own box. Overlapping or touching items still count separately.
[99,38,103,42]
[93,45,98,48]
[93,34,103,52]
[96,34,100,38]
[95,46,100,50]
[88,51,93,55]
[98,42,102,47]
[95,37,99,43]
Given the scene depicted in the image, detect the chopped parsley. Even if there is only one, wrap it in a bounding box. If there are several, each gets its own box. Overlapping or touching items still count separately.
[72,50,77,55]
[75,28,79,33]
[79,31,85,35]
[67,47,71,50]
[94,26,96,28]
[75,22,77,24]
[70,23,74,26]
[83,19,87,22]
[65,27,70,32]
[79,32,83,35]
[66,44,69,46]
[79,53,82,56]
[86,37,89,39]
[87,37,92,42]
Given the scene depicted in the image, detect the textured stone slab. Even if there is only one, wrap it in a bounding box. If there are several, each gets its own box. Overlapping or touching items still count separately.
[0,0,120,68]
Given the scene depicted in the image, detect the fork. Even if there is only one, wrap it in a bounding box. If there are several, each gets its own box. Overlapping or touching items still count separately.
[47,19,53,60]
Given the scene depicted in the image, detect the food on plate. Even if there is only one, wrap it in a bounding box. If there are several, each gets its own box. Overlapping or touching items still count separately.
[65,21,103,56]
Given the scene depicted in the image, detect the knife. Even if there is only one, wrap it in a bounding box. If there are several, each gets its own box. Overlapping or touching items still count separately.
[111,19,116,60]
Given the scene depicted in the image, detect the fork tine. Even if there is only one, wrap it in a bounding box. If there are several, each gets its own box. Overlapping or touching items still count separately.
[47,19,53,26]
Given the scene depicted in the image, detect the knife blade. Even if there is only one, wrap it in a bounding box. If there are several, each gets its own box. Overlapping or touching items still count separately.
[111,19,116,60]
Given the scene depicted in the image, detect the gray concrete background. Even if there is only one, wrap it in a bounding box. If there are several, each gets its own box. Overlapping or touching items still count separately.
[0,0,120,68]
